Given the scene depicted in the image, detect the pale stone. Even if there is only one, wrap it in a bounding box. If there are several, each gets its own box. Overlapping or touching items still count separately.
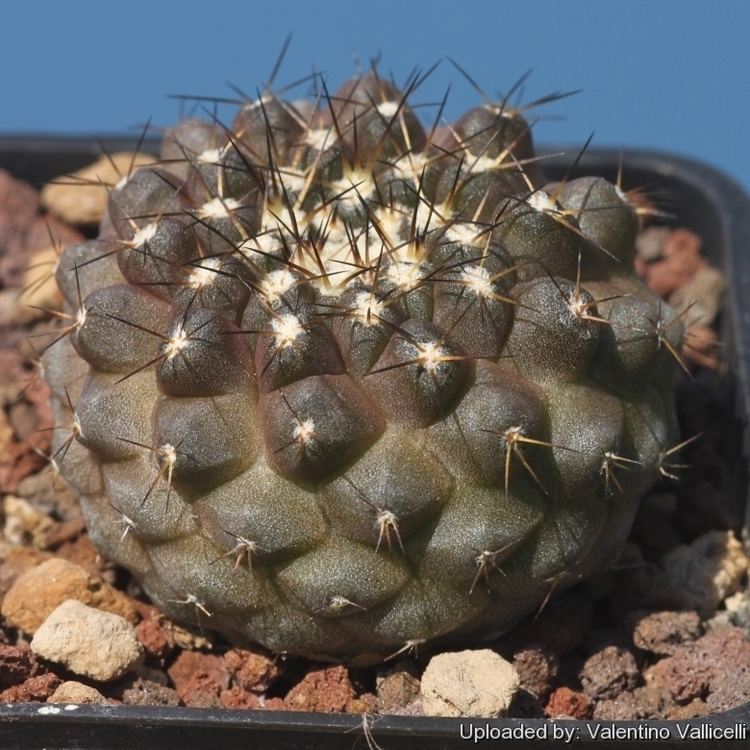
[48,680,107,704]
[669,265,725,326]
[1,557,138,634]
[663,530,749,617]
[420,649,520,717]
[41,153,156,225]
[31,599,143,682]
[2,495,53,549]
[18,245,63,317]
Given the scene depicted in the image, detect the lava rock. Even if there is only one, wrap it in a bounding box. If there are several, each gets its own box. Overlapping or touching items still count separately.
[592,686,667,721]
[646,626,750,706]
[512,644,559,701]
[662,530,748,617]
[0,672,61,703]
[223,647,280,694]
[545,687,590,719]
[0,643,38,688]
[631,610,702,656]
[166,651,230,708]
[122,677,180,707]
[285,665,355,713]
[376,661,421,713]
[578,646,639,701]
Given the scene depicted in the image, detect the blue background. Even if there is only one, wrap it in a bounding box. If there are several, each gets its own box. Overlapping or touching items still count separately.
[1,0,748,191]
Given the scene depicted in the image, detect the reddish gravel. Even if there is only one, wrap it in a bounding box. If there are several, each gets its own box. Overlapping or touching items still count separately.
[167,651,231,708]
[512,645,559,701]
[639,228,705,297]
[0,171,40,287]
[592,686,667,721]
[0,643,38,687]
[647,627,750,707]
[579,646,640,702]
[284,665,355,713]
[121,677,180,707]
[545,687,591,719]
[223,647,280,694]
[0,672,61,703]
[631,610,702,656]
[376,662,421,713]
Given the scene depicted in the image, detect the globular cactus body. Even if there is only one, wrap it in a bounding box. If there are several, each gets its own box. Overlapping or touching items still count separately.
[42,69,682,662]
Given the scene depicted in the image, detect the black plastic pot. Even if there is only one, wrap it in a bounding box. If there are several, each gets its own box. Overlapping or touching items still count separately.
[0,137,749,749]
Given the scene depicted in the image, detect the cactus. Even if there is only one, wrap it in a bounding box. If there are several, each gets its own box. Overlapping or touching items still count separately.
[40,66,684,662]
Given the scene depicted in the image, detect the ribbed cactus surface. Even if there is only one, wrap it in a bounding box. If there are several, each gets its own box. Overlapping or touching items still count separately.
[42,70,682,661]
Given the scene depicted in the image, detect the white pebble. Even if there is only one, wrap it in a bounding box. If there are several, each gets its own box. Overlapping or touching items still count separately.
[420,649,520,717]
[31,599,144,682]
